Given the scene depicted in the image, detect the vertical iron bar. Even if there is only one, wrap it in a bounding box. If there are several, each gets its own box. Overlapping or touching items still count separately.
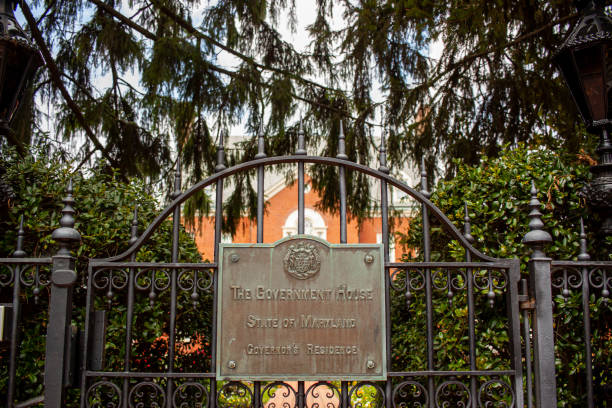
[379,131,392,408]
[211,134,226,408]
[123,208,139,407]
[255,122,266,244]
[522,182,557,408]
[297,121,306,236]
[508,259,525,408]
[338,120,348,244]
[296,121,306,408]
[338,120,349,408]
[80,264,94,408]
[166,160,182,407]
[521,279,534,408]
[7,216,26,407]
[254,122,266,408]
[463,205,477,408]
[578,219,594,408]
[420,158,434,408]
[45,180,81,408]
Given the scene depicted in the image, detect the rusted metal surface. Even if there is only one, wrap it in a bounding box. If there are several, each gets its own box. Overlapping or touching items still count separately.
[217,236,386,380]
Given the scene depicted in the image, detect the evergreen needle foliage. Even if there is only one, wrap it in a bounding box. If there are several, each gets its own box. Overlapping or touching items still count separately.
[4,0,607,230]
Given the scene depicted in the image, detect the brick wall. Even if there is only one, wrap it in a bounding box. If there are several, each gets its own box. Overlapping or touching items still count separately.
[189,177,412,261]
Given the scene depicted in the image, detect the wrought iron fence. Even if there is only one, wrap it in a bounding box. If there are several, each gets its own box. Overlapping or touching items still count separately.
[0,124,610,408]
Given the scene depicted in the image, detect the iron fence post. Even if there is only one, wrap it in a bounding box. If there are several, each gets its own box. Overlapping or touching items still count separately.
[44,180,81,407]
[522,182,557,408]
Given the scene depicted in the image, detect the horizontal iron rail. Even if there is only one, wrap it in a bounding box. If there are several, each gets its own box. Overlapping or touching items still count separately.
[388,370,516,377]
[551,261,612,267]
[89,261,217,268]
[386,262,513,268]
[84,370,516,378]
[85,371,216,378]
[0,258,52,264]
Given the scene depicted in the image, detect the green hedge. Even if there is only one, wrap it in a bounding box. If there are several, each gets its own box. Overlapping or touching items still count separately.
[0,149,209,404]
[395,144,611,406]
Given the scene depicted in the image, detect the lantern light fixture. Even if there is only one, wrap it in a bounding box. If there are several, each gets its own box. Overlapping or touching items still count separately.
[0,0,42,140]
[554,0,612,235]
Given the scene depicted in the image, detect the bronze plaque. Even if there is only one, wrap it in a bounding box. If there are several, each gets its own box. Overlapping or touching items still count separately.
[217,236,386,380]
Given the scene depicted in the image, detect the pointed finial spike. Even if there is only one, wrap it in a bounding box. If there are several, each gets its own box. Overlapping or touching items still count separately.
[171,156,182,199]
[255,121,267,159]
[420,157,430,198]
[337,120,348,160]
[13,215,26,257]
[578,218,591,261]
[464,202,474,244]
[296,120,307,155]
[52,179,81,255]
[129,206,139,245]
[215,131,227,172]
[522,181,552,256]
[218,130,225,149]
[378,127,389,174]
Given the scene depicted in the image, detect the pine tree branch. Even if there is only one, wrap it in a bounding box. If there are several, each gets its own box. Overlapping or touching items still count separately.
[20,0,122,169]
[424,12,579,91]
[85,0,380,127]
[87,0,352,104]
[150,0,346,97]
[447,12,579,70]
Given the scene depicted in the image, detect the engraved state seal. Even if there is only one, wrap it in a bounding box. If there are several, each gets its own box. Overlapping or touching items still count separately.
[283,242,321,280]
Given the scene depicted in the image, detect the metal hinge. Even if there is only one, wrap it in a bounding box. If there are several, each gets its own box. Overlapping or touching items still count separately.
[519,295,535,310]
[518,279,534,310]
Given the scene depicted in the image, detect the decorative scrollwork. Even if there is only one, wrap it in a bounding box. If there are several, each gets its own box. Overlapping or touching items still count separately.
[390,268,407,291]
[435,379,471,408]
[349,381,385,408]
[20,265,51,303]
[477,378,515,407]
[172,382,209,408]
[551,267,583,300]
[0,265,15,287]
[393,380,429,407]
[589,267,611,301]
[86,380,122,408]
[217,381,252,408]
[178,269,213,308]
[305,381,340,408]
[93,268,129,305]
[390,269,425,309]
[262,381,296,408]
[433,269,467,306]
[135,269,171,306]
[473,269,508,307]
[129,381,166,408]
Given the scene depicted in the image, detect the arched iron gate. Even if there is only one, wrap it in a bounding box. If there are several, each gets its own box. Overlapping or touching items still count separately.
[76,127,524,408]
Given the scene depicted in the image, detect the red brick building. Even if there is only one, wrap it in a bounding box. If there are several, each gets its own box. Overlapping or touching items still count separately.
[190,175,412,261]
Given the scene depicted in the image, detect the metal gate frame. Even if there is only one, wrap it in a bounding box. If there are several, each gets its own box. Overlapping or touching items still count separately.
[77,126,524,408]
[2,124,609,407]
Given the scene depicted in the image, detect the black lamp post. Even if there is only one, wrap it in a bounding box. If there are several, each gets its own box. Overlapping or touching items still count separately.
[0,0,41,150]
[554,0,612,235]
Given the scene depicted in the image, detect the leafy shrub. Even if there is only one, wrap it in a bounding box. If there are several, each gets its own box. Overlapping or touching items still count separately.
[395,145,611,406]
[0,149,209,404]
